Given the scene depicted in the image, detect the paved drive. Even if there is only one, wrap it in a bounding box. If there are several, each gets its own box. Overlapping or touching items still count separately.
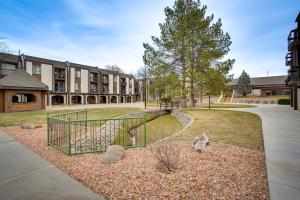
[0,129,104,200]
[226,105,300,200]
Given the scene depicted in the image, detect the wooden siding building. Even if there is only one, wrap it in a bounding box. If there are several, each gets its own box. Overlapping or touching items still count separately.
[0,69,48,112]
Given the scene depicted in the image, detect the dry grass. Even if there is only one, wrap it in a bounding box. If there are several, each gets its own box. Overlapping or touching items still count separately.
[180,109,263,149]
[0,108,139,127]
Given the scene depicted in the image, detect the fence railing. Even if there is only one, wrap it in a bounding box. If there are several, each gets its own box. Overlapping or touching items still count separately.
[159,101,180,110]
[47,109,147,155]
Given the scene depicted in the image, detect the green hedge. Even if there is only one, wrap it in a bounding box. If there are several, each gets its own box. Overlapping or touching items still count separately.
[278,99,290,105]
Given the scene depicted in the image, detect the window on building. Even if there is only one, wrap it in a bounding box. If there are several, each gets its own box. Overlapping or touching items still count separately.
[1,63,16,75]
[113,75,117,82]
[75,82,80,90]
[32,65,41,74]
[11,93,36,103]
[90,73,97,82]
[55,82,65,92]
[75,70,81,78]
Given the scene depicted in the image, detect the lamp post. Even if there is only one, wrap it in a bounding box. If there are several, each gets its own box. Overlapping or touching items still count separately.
[144,65,147,110]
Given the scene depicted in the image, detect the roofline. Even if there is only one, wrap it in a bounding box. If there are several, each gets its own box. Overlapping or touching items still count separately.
[0,86,49,91]
[296,11,300,22]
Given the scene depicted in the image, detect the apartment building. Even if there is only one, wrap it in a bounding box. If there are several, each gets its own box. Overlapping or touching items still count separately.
[286,12,300,110]
[0,52,137,112]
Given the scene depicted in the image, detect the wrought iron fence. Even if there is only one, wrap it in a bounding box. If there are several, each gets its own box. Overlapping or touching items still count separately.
[47,109,147,155]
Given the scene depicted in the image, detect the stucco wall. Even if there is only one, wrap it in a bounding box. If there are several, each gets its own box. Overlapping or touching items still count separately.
[81,69,89,93]
[126,77,129,95]
[109,74,113,94]
[41,64,53,90]
[252,89,261,96]
[26,61,32,75]
[116,75,120,94]
[70,67,75,93]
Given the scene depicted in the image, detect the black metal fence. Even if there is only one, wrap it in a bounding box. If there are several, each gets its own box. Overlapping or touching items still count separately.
[47,109,147,155]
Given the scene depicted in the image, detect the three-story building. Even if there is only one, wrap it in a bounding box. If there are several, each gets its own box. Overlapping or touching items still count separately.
[0,52,138,112]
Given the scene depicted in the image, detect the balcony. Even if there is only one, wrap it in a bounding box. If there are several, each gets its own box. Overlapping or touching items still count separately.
[288,29,300,50]
[120,81,126,86]
[101,88,109,94]
[90,77,97,82]
[285,52,293,66]
[90,89,97,93]
[54,73,65,80]
[101,79,109,84]
[121,90,126,95]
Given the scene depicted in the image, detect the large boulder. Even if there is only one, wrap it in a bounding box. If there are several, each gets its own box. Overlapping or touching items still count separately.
[193,133,209,153]
[21,123,35,129]
[102,145,125,164]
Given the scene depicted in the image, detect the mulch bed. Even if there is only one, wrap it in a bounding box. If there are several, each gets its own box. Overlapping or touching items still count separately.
[4,126,269,200]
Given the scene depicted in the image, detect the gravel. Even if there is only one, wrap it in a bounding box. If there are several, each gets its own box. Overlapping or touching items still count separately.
[4,126,269,200]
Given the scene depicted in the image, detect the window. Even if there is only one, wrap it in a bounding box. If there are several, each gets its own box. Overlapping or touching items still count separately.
[12,93,36,103]
[75,70,81,78]
[55,82,65,92]
[113,75,117,82]
[75,82,80,90]
[1,63,16,75]
[32,65,41,74]
[90,73,97,82]
[90,83,97,93]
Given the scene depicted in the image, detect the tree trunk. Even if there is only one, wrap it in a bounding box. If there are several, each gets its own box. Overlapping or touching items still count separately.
[190,79,195,107]
[181,57,187,108]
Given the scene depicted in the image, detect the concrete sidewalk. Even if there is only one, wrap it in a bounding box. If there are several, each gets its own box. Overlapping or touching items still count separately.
[223,105,300,200]
[0,129,104,200]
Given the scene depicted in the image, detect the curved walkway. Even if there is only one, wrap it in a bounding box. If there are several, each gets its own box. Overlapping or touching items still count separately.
[221,105,300,200]
[0,129,104,200]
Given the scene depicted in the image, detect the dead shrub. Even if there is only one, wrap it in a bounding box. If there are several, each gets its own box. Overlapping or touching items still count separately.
[149,139,181,173]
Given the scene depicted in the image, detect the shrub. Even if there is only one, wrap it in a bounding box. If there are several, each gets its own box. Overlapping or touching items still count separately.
[149,140,181,173]
[255,100,261,104]
[278,99,290,105]
[269,100,276,104]
[263,100,268,104]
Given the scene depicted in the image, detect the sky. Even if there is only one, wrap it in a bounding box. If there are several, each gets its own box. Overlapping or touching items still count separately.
[0,0,299,78]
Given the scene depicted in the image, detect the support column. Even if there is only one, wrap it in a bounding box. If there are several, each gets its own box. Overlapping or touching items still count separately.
[290,89,294,107]
[294,84,298,110]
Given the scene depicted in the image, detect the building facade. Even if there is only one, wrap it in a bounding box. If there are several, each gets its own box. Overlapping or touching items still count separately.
[0,52,140,111]
[230,75,290,97]
[286,12,300,110]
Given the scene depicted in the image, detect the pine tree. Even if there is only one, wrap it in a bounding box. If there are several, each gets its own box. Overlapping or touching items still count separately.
[143,0,234,106]
[237,70,252,96]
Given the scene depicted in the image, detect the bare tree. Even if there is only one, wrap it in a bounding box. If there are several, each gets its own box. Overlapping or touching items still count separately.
[105,64,124,73]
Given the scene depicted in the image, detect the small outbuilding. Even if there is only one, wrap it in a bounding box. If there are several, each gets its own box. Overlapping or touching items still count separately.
[0,69,48,112]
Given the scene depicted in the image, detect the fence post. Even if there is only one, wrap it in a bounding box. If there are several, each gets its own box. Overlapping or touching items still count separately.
[85,108,88,133]
[68,116,71,155]
[47,112,50,146]
[143,114,147,147]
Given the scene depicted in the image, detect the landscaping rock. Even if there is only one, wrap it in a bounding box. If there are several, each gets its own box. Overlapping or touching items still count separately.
[20,123,35,129]
[193,133,209,153]
[102,145,125,164]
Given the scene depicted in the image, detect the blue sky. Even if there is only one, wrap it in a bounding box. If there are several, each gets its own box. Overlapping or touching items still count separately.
[0,0,299,77]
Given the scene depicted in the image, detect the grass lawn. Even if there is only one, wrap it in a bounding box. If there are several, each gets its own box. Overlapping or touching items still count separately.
[145,101,160,107]
[180,109,263,149]
[0,108,139,127]
[199,103,256,108]
[145,114,182,143]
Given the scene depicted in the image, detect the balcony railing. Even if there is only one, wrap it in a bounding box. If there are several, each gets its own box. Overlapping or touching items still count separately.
[285,52,293,66]
[101,79,109,84]
[101,89,109,94]
[90,89,97,93]
[90,77,97,82]
[120,81,126,86]
[54,74,66,80]
[121,90,126,95]
[288,29,299,49]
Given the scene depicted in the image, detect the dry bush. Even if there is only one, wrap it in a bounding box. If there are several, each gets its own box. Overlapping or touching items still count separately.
[149,139,181,173]
[148,128,181,173]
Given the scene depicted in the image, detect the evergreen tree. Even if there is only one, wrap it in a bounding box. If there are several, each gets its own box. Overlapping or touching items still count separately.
[237,70,252,96]
[143,0,234,107]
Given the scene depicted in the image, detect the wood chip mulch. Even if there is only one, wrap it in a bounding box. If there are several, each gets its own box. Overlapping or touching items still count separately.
[4,126,269,200]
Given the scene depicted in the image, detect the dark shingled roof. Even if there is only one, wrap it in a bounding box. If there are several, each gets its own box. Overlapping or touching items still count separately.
[230,75,288,86]
[0,69,49,90]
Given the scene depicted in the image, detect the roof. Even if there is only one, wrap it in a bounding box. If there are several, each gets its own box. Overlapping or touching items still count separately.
[0,52,19,64]
[0,69,49,90]
[230,75,288,86]
[296,11,300,22]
